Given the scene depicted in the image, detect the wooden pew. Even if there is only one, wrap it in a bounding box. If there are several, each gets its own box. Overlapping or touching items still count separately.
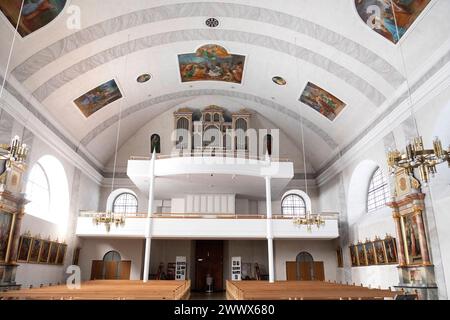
[0,280,191,300]
[226,281,398,300]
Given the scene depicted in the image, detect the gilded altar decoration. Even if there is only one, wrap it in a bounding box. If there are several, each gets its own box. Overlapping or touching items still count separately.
[178,44,245,84]
[355,0,431,44]
[349,235,398,267]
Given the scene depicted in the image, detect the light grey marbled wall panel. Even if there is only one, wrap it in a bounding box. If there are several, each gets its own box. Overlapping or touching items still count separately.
[382,132,397,153]
[401,116,419,143]
[0,109,14,144]
[79,89,338,149]
[338,173,352,283]
[12,2,403,87]
[32,29,386,107]
[422,186,448,299]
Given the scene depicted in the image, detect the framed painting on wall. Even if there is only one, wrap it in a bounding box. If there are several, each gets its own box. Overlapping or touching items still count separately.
[356,243,368,266]
[364,241,376,265]
[349,245,358,267]
[373,239,387,264]
[39,240,51,263]
[384,236,398,264]
[28,238,41,263]
[48,242,59,264]
[403,214,423,265]
[17,236,32,262]
[336,246,343,268]
[56,244,67,265]
[0,211,13,262]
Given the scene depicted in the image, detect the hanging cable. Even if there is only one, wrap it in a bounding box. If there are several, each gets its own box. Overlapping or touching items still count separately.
[0,0,25,101]
[110,35,130,195]
[390,0,421,138]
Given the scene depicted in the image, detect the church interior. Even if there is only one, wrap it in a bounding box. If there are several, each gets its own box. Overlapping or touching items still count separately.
[0,0,450,301]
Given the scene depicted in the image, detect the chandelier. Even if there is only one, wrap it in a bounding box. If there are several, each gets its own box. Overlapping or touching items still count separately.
[0,135,28,176]
[92,211,126,232]
[293,212,325,232]
[387,136,450,184]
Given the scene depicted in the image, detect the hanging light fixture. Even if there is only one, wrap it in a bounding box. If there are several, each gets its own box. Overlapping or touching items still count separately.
[292,62,324,231]
[0,135,28,177]
[92,36,131,231]
[386,2,450,184]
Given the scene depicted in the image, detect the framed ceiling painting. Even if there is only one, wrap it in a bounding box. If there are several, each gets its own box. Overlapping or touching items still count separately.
[74,79,123,118]
[355,0,432,44]
[0,0,67,37]
[299,82,346,121]
[178,44,245,84]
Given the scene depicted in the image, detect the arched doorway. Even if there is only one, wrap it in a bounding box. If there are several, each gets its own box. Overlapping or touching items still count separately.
[90,250,131,280]
[296,252,314,280]
[286,251,325,281]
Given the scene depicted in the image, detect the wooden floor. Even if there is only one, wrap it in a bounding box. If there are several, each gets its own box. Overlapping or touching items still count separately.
[0,280,191,300]
[226,280,399,300]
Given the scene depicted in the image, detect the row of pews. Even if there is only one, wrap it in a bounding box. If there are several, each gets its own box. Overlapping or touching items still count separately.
[226,280,406,300]
[0,280,191,300]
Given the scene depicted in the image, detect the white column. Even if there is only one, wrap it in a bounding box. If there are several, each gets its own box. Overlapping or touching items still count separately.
[265,175,275,283]
[143,151,156,282]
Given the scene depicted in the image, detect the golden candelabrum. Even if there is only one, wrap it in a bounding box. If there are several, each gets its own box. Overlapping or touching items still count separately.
[92,211,126,232]
[293,212,325,232]
[387,136,450,184]
[0,135,29,175]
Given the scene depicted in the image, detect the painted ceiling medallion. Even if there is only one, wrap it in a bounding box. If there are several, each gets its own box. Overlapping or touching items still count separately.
[74,79,122,118]
[136,73,151,83]
[299,82,346,122]
[355,0,431,44]
[0,0,67,37]
[178,44,245,84]
[272,76,287,85]
[205,17,219,28]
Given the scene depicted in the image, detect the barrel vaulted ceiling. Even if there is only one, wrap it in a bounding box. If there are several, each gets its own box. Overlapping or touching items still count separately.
[0,0,449,173]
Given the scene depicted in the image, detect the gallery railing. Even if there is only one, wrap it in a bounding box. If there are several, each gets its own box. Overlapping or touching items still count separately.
[79,211,339,220]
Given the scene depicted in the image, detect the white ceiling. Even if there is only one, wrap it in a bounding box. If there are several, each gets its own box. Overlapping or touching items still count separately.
[1,0,449,173]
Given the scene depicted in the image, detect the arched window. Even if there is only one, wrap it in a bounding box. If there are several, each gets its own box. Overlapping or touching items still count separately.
[264,134,272,156]
[296,252,313,263]
[367,168,390,212]
[24,155,69,230]
[213,113,220,122]
[281,194,306,217]
[150,134,161,153]
[25,163,50,219]
[204,113,211,122]
[103,250,121,261]
[112,193,138,214]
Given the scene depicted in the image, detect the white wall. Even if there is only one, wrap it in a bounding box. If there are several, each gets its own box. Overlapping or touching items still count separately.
[274,240,338,282]
[78,238,144,281]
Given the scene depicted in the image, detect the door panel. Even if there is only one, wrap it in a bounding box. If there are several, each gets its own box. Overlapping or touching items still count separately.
[195,240,223,291]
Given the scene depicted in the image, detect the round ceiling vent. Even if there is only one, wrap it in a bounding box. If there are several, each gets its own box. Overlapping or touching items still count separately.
[272,76,287,86]
[205,18,219,28]
[136,73,151,83]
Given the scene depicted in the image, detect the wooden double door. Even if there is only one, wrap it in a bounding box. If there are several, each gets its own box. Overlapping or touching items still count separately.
[286,261,325,281]
[90,260,131,280]
[194,240,223,291]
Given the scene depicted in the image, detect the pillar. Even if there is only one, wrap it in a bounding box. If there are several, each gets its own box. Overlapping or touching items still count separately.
[393,212,406,266]
[143,151,156,282]
[265,175,275,283]
[413,209,431,264]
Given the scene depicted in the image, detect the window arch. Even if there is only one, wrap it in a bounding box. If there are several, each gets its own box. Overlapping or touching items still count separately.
[25,155,69,230]
[296,252,313,263]
[281,194,306,217]
[112,193,138,214]
[367,168,390,212]
[25,163,50,220]
[103,250,121,261]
